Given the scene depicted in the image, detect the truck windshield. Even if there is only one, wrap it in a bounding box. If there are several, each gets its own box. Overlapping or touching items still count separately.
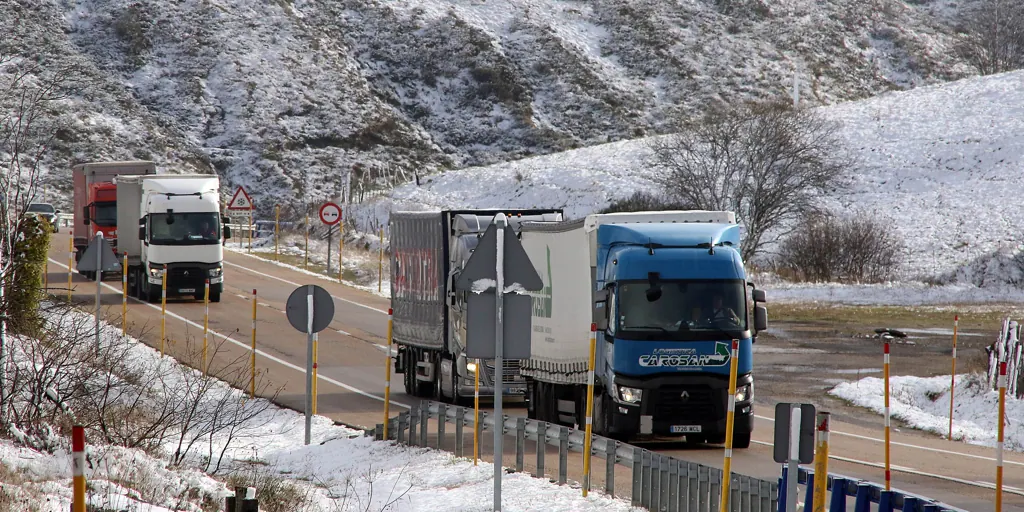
[616,279,747,341]
[149,213,220,245]
[92,202,117,227]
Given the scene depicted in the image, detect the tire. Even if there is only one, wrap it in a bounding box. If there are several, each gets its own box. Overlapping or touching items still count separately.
[144,278,159,303]
[209,291,221,303]
[403,353,416,395]
[732,431,751,449]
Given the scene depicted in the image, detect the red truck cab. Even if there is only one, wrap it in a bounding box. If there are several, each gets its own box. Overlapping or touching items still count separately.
[85,182,118,246]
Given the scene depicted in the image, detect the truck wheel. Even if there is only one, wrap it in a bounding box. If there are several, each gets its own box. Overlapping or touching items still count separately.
[732,431,751,449]
[209,291,221,303]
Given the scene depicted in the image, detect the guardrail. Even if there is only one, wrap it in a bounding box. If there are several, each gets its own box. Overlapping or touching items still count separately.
[370,400,779,512]
[783,466,967,512]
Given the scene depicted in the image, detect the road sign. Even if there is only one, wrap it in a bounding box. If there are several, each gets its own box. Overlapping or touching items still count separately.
[285,285,335,334]
[775,402,816,512]
[774,403,816,464]
[319,202,341,225]
[453,214,543,512]
[455,221,543,291]
[227,186,253,211]
[77,234,122,273]
[285,284,336,446]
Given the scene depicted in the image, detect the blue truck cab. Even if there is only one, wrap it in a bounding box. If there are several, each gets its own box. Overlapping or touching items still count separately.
[591,217,767,446]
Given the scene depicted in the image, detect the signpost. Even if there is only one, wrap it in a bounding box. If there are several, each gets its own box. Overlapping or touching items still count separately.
[319,202,342,275]
[285,284,335,445]
[228,186,254,251]
[78,232,122,354]
[453,213,543,512]
[774,403,816,512]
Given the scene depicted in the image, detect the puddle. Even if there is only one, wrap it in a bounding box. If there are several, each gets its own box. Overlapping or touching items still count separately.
[897,328,983,337]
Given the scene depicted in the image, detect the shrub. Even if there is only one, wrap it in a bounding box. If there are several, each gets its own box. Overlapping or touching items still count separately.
[776,213,903,283]
[2,215,51,337]
[599,190,693,213]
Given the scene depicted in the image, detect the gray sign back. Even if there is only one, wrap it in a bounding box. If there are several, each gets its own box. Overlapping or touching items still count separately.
[78,235,123,272]
[464,293,533,359]
[285,285,335,333]
[773,403,816,464]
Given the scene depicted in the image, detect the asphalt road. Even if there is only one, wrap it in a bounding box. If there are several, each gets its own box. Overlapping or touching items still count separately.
[45,234,1024,511]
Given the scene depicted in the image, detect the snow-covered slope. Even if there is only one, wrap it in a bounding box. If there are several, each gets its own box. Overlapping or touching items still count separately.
[365,69,1024,286]
[4,0,981,217]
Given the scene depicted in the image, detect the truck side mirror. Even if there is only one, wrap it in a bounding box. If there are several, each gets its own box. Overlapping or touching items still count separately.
[223,225,231,239]
[593,288,609,331]
[752,288,766,303]
[82,206,90,225]
[754,305,768,332]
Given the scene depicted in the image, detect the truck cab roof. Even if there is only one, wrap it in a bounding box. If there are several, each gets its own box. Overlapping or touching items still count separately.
[597,222,746,282]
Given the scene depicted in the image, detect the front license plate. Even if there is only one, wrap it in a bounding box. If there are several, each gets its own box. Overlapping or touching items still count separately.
[504,387,525,395]
[179,288,196,294]
[670,425,701,434]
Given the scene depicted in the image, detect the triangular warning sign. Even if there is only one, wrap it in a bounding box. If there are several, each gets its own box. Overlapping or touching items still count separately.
[228,186,253,210]
[78,235,123,273]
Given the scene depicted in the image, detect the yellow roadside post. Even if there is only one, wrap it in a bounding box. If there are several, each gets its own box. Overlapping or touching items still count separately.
[160,265,168,356]
[67,238,74,302]
[582,323,597,497]
[274,205,280,260]
[719,339,740,512]
[812,412,830,512]
[304,214,310,268]
[203,279,210,376]
[71,426,86,512]
[948,314,959,439]
[383,308,394,439]
[884,341,891,491]
[312,332,319,414]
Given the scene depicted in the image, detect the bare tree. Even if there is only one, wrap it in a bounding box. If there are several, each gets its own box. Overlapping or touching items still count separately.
[648,100,851,260]
[1,49,90,420]
[775,212,904,283]
[956,0,1024,75]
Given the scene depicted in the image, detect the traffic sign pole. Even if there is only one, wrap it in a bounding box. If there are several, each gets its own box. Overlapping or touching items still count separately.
[493,213,506,512]
[787,406,801,512]
[305,284,314,445]
[94,232,103,354]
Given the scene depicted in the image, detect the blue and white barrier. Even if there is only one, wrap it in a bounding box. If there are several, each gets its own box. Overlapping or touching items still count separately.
[779,466,967,512]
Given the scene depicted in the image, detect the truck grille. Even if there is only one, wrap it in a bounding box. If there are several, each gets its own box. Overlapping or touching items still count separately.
[169,267,205,289]
[484,360,522,384]
[654,387,719,419]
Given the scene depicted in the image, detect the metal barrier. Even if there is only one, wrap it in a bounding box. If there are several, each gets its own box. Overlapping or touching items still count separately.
[783,466,968,512]
[370,400,779,512]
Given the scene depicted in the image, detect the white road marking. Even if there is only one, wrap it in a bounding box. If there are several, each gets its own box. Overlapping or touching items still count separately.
[337,329,352,336]
[751,440,1024,497]
[50,258,411,411]
[755,414,1024,468]
[223,260,387,315]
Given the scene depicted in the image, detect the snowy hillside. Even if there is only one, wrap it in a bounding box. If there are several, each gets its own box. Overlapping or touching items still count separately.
[363,69,1024,287]
[4,0,980,217]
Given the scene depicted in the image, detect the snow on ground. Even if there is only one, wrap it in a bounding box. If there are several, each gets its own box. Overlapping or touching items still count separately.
[2,305,636,510]
[830,373,1024,452]
[350,69,1024,305]
[223,230,390,299]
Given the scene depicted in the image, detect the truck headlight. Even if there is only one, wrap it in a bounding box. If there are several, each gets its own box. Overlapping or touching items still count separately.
[612,383,642,404]
[149,267,164,277]
[735,383,753,402]
[466,362,477,374]
[208,267,223,277]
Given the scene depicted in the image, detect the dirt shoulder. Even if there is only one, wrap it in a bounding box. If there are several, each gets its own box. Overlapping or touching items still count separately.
[753,302,1005,433]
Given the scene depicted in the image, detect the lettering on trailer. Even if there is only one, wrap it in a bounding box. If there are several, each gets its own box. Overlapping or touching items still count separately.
[638,342,731,368]
[393,248,439,301]
[531,246,553,318]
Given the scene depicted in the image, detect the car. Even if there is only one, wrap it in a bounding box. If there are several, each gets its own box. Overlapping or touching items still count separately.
[25,202,60,232]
